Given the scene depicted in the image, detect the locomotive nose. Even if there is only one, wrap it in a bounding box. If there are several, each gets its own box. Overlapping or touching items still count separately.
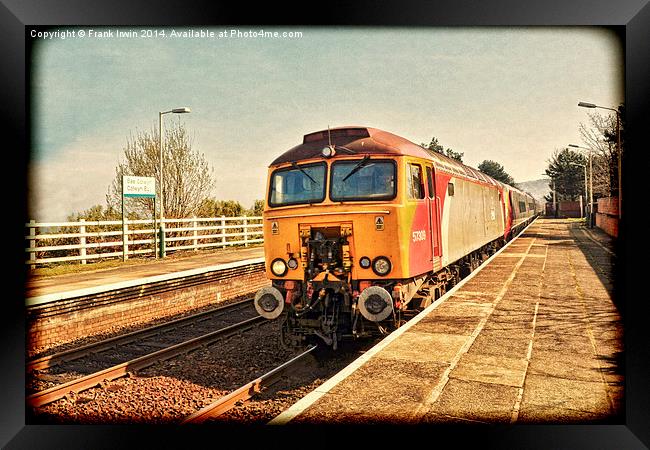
[358,286,394,322]
[254,286,285,319]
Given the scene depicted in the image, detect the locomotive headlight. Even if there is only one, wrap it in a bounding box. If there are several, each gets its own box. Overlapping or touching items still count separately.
[359,256,371,269]
[271,258,288,276]
[372,256,392,276]
[287,258,298,270]
[321,145,336,158]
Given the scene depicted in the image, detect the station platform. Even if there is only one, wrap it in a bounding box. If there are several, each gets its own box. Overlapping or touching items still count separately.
[271,218,623,425]
[25,246,264,304]
[25,245,267,351]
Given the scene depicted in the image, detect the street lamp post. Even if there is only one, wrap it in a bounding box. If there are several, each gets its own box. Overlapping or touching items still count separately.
[159,107,191,258]
[552,179,557,218]
[577,101,622,220]
[568,144,593,228]
[569,162,588,220]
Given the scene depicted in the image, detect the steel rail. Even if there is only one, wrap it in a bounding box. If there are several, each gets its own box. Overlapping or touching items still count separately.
[27,315,266,409]
[181,346,317,424]
[27,298,254,372]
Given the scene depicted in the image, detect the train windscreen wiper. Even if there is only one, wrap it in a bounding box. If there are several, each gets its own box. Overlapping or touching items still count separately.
[342,155,371,182]
[291,162,319,185]
[335,145,357,154]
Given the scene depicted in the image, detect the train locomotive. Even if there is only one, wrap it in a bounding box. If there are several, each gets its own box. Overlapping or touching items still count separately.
[254,127,538,349]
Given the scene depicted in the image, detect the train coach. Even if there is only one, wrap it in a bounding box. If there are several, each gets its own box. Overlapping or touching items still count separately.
[254,126,537,349]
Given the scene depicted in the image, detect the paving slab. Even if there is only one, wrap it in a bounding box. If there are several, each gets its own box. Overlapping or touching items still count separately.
[516,404,613,424]
[527,349,604,382]
[421,378,519,424]
[379,332,469,363]
[520,374,612,414]
[293,357,449,424]
[450,353,529,387]
[467,329,532,360]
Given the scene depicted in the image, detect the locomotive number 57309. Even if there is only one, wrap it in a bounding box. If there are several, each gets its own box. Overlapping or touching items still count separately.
[412,230,426,242]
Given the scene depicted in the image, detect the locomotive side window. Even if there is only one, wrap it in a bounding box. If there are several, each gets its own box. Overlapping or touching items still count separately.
[269,162,326,207]
[330,159,396,201]
[519,201,526,213]
[426,166,435,198]
[408,163,424,199]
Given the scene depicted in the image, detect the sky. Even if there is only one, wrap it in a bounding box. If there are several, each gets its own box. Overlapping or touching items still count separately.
[29,26,624,221]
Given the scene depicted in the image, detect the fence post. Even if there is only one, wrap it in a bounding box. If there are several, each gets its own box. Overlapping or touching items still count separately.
[79,219,87,265]
[221,215,226,248]
[29,219,36,270]
[243,217,248,247]
[122,218,129,261]
[193,216,198,251]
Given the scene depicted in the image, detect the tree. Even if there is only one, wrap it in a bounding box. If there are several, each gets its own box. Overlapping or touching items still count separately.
[249,200,264,216]
[578,104,625,198]
[544,148,587,201]
[421,136,464,162]
[421,137,444,153]
[445,148,464,162]
[67,204,122,222]
[478,160,516,186]
[107,120,215,219]
[197,198,245,217]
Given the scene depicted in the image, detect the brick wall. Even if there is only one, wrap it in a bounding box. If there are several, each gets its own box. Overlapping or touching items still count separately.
[596,196,619,238]
[27,264,269,353]
[544,201,582,218]
[558,201,582,218]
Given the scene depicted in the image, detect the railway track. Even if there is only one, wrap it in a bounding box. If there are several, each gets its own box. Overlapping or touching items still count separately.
[28,299,259,395]
[27,313,266,409]
[28,298,255,374]
[181,346,317,424]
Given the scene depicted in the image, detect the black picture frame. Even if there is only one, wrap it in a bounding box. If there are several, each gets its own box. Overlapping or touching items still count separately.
[3,1,648,448]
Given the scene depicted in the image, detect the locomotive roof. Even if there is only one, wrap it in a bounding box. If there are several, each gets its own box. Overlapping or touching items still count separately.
[271,126,532,198]
[270,126,430,165]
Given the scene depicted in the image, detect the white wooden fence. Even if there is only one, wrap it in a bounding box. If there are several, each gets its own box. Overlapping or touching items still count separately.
[25,216,263,269]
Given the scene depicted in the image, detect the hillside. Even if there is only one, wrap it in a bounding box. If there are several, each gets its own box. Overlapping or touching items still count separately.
[515,178,549,205]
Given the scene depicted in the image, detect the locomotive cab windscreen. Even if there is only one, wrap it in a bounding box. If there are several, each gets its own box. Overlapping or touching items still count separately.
[269,162,326,206]
[330,159,396,201]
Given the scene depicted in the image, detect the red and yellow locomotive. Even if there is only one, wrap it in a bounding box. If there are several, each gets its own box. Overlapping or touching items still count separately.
[254,127,537,349]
